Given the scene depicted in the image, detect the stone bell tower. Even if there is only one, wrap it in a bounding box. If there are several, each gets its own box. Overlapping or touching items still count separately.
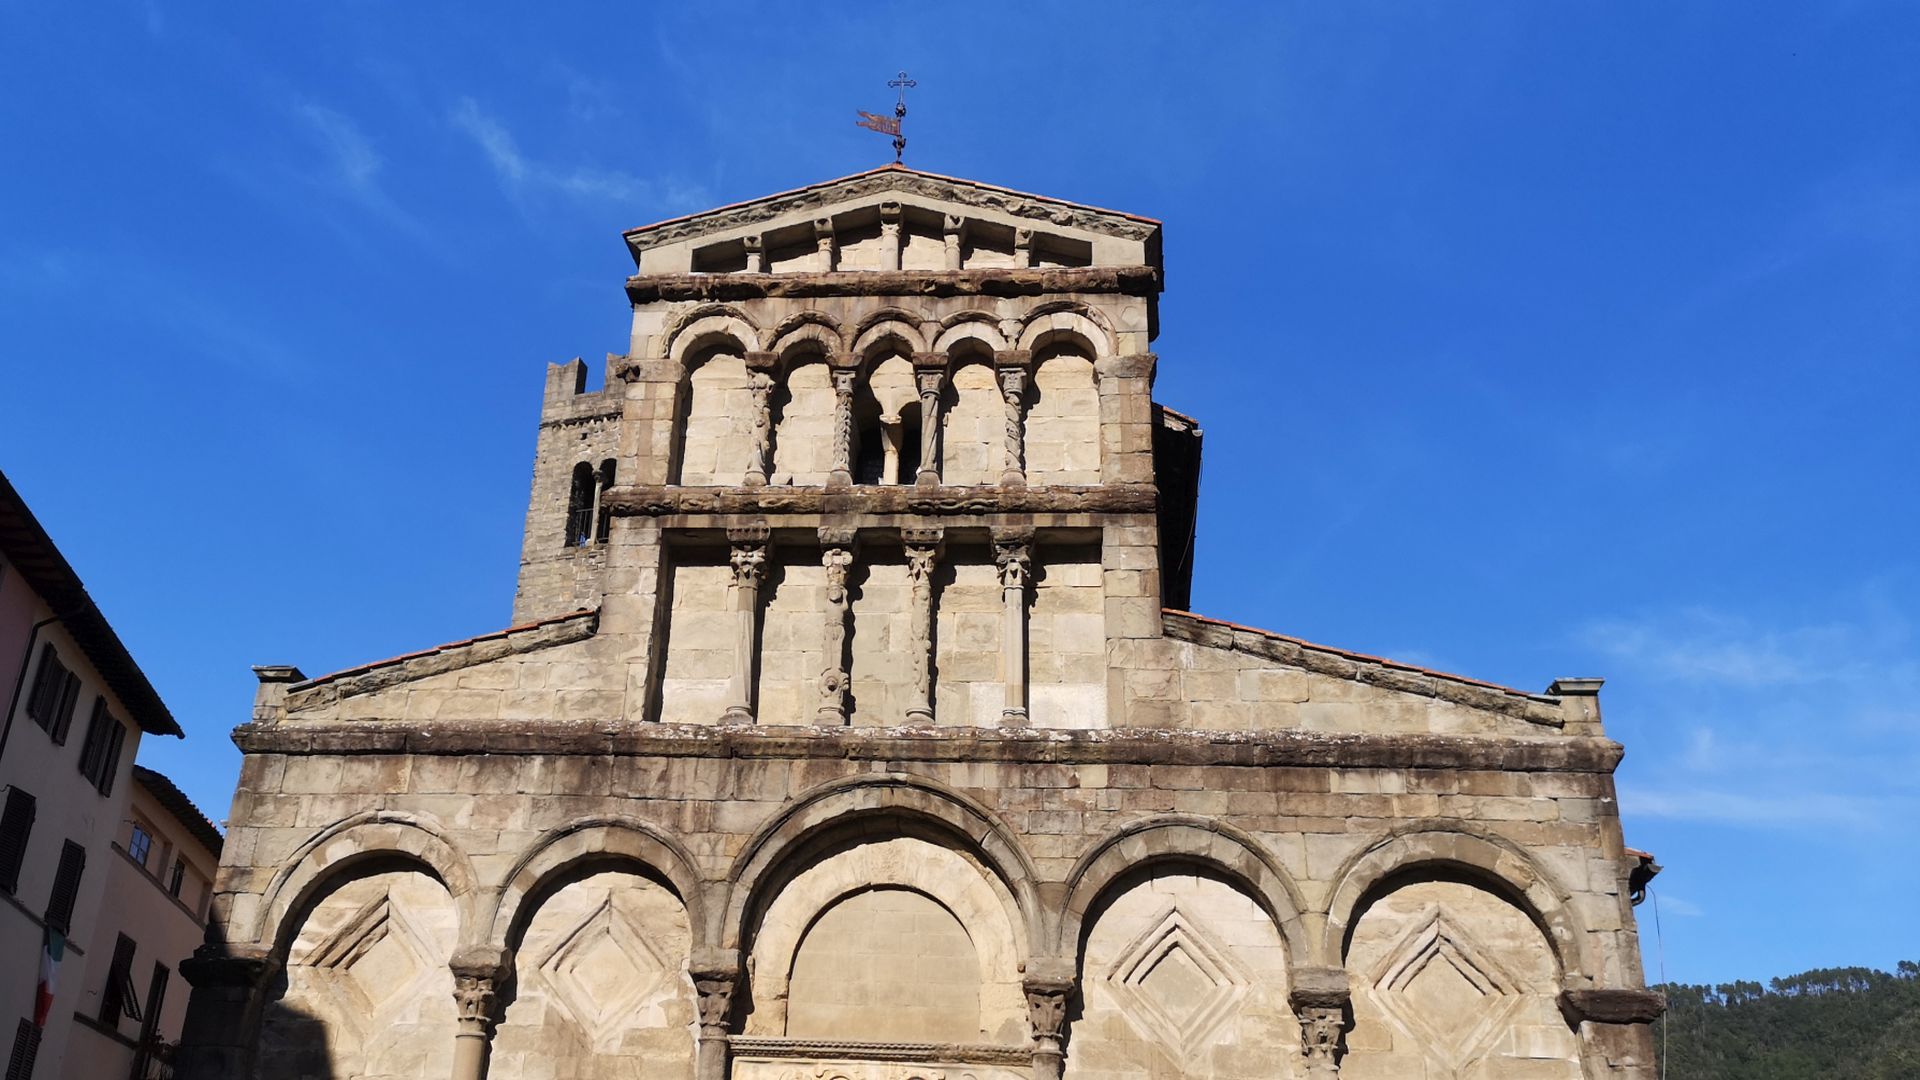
[510,164,1189,731]
[184,166,1663,1080]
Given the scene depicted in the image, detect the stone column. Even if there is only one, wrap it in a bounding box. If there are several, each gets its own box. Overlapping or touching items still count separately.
[817,528,857,725]
[1015,227,1034,267]
[814,217,836,271]
[743,234,764,273]
[995,350,1032,487]
[1290,968,1351,1080]
[943,213,964,270]
[449,945,512,1080]
[742,352,778,487]
[880,201,903,271]
[993,528,1033,726]
[690,952,741,1080]
[912,354,947,487]
[721,525,769,724]
[173,945,281,1080]
[829,363,858,488]
[903,527,944,723]
[1024,963,1075,1080]
[878,419,903,484]
[1561,987,1666,1080]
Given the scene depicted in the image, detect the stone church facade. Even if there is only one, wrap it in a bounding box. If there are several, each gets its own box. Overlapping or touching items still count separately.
[178,167,1664,1080]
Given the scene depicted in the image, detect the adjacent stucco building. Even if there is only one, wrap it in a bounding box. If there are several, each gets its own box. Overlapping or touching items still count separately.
[179,167,1665,1080]
[0,469,186,1079]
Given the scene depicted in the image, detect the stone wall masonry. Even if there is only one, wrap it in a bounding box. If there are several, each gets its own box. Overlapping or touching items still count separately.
[206,729,1650,1026]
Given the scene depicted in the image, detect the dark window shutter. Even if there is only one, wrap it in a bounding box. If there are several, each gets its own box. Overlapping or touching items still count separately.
[0,788,34,895]
[141,963,169,1041]
[167,859,185,898]
[4,1019,39,1080]
[25,646,58,730]
[100,933,137,1025]
[48,672,80,746]
[45,839,84,933]
[96,718,126,797]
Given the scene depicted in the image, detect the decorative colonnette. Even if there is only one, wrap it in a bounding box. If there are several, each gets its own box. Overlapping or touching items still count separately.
[174,754,1663,1080]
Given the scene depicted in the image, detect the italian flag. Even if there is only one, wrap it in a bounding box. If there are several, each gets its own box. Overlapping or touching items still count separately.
[34,928,63,1027]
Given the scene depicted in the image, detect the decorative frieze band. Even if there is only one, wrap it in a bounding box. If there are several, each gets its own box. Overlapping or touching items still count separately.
[624,265,1161,304]
[603,483,1157,518]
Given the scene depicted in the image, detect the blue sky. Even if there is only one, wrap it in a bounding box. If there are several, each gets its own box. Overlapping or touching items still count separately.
[2,3,1915,986]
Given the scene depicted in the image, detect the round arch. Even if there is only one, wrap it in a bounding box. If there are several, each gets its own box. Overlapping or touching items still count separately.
[489,817,709,949]
[933,313,1009,355]
[767,312,846,359]
[742,836,1026,1038]
[1322,822,1590,977]
[667,312,760,366]
[1016,305,1113,359]
[719,773,1042,954]
[851,308,930,360]
[1057,816,1313,964]
[252,810,480,955]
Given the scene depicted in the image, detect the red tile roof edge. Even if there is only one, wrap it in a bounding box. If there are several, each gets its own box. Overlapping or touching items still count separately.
[296,608,597,689]
[623,163,1162,238]
[132,765,224,857]
[1156,402,1201,426]
[1162,609,1547,701]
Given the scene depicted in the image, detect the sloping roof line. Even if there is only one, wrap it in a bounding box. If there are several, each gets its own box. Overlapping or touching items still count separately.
[623,163,1162,237]
[132,765,223,857]
[0,470,181,737]
[1163,608,1547,701]
[295,608,597,689]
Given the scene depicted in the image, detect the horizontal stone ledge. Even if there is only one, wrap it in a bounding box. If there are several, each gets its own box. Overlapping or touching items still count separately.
[727,1038,1032,1066]
[624,265,1162,303]
[232,721,1625,773]
[1560,987,1667,1024]
[606,483,1157,518]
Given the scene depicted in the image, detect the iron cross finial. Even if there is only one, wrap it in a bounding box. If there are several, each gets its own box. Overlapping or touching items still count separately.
[889,71,916,163]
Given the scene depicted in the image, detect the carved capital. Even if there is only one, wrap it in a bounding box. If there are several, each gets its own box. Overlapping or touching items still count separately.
[1024,976,1073,1040]
[1297,1005,1346,1069]
[690,967,738,1037]
[993,528,1034,589]
[727,525,771,590]
[944,213,964,236]
[879,200,902,225]
[820,543,856,601]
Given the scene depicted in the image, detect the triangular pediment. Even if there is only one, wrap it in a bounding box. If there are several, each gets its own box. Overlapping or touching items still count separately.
[622,165,1160,275]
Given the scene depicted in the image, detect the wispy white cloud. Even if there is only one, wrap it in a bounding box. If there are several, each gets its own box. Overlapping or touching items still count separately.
[1580,606,1895,686]
[299,104,383,192]
[1650,891,1706,919]
[1618,785,1898,830]
[450,97,708,213]
[284,102,436,249]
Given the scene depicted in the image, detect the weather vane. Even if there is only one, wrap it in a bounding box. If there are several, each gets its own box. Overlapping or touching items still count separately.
[855,71,916,163]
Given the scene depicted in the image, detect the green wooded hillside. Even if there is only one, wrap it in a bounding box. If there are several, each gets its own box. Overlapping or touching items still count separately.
[1654,962,1920,1078]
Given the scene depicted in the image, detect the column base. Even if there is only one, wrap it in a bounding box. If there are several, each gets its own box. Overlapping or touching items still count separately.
[905,707,934,723]
[815,707,848,726]
[720,706,755,724]
[1000,707,1030,727]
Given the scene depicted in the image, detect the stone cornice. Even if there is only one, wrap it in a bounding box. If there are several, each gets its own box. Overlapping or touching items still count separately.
[1163,612,1566,728]
[284,609,599,714]
[623,166,1161,248]
[231,721,1626,774]
[1560,987,1667,1025]
[605,483,1156,518]
[624,266,1161,304]
[727,1037,1033,1066]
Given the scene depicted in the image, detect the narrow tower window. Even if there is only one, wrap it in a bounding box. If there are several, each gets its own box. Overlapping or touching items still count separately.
[565,461,596,546]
